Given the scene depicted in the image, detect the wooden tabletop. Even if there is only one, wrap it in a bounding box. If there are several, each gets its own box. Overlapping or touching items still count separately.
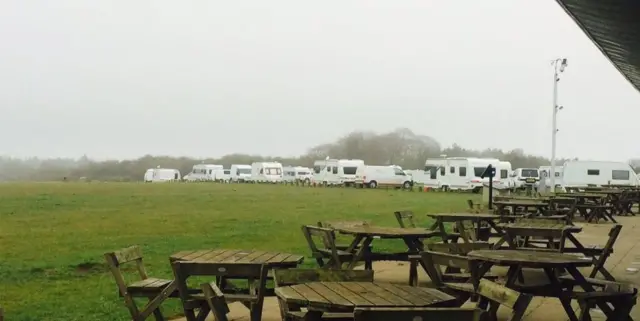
[275,282,456,311]
[493,200,548,206]
[498,222,582,232]
[556,193,606,198]
[170,249,304,266]
[427,213,501,220]
[334,225,437,238]
[468,250,593,268]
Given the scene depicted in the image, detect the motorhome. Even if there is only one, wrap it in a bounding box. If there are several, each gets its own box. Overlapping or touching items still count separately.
[144,168,181,182]
[230,164,252,182]
[250,162,283,183]
[423,157,510,192]
[283,166,313,184]
[185,164,223,182]
[511,168,540,190]
[561,160,639,188]
[355,165,413,189]
[212,168,231,182]
[312,159,364,186]
[539,165,563,188]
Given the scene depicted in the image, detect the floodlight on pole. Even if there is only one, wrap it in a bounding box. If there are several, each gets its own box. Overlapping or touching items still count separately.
[550,58,568,191]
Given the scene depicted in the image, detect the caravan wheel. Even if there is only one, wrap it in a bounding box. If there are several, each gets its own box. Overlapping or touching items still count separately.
[402,181,412,189]
[368,181,378,188]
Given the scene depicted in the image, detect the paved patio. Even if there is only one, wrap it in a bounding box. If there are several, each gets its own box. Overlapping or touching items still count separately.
[175,216,640,321]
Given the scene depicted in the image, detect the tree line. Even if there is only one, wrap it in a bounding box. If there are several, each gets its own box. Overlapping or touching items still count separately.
[0,128,581,182]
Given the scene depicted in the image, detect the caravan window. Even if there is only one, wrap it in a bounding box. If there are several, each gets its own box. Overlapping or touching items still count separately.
[343,167,357,175]
[440,167,445,176]
[424,165,436,173]
[209,169,212,174]
[332,167,338,174]
[260,169,264,174]
[224,170,230,175]
[238,168,251,175]
[587,169,600,176]
[265,168,282,175]
[459,167,467,176]
[326,166,331,172]
[394,168,405,175]
[313,166,321,174]
[450,166,455,174]
[612,170,630,180]
[473,167,485,177]
[500,169,508,179]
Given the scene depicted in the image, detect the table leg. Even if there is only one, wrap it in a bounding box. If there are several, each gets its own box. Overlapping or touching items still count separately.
[347,236,373,269]
[542,267,579,321]
[566,266,616,318]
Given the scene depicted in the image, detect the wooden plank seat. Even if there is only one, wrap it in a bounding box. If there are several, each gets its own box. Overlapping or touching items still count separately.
[104,245,178,321]
[273,268,374,321]
[302,225,355,269]
[460,279,533,321]
[394,210,460,241]
[318,221,373,269]
[353,307,483,321]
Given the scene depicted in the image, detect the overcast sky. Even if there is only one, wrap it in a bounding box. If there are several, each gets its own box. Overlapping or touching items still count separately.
[1,1,638,161]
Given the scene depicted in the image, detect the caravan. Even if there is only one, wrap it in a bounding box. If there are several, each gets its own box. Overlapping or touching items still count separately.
[185,164,223,182]
[283,166,313,184]
[423,157,512,192]
[143,168,181,182]
[539,165,563,188]
[312,159,364,186]
[230,164,252,182]
[250,162,283,183]
[561,160,639,188]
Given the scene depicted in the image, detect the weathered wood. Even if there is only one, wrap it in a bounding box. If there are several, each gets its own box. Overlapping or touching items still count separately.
[201,282,230,321]
[275,282,456,312]
[589,224,622,281]
[427,242,493,255]
[475,279,532,321]
[353,307,482,321]
[104,245,175,321]
[172,249,303,266]
[335,225,437,238]
[394,210,416,228]
[273,268,373,287]
[302,225,353,268]
[468,249,592,268]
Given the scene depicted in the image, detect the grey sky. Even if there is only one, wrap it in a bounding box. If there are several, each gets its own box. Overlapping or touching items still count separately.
[1,0,638,162]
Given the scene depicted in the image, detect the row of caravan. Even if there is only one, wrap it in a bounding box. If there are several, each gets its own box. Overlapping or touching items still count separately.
[144,159,414,188]
[409,157,639,191]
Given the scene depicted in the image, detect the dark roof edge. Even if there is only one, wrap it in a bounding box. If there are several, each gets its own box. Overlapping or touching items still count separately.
[555,1,640,92]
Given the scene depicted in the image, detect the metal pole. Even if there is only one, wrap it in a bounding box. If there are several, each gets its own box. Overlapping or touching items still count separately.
[550,66,558,192]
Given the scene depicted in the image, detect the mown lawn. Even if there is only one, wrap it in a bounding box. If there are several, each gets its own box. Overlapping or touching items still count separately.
[0,182,477,321]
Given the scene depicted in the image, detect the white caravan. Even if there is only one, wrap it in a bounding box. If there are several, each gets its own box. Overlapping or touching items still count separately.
[312,159,364,186]
[230,164,252,182]
[144,168,181,182]
[423,157,510,192]
[539,165,564,188]
[355,165,413,189]
[283,166,314,184]
[561,160,640,188]
[250,162,283,183]
[212,169,231,182]
[185,164,223,182]
[511,168,540,189]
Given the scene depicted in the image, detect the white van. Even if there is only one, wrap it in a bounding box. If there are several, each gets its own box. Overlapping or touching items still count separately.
[185,164,223,182]
[423,157,508,192]
[212,169,231,182]
[561,160,639,188]
[230,164,252,183]
[250,162,283,183]
[144,168,181,182]
[355,165,413,189]
[511,168,540,189]
[283,166,314,184]
[312,159,364,186]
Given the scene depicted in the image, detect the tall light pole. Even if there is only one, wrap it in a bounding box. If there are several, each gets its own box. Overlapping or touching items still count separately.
[550,58,567,191]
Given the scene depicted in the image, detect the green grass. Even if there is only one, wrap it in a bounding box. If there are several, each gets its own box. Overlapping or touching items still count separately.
[0,182,478,321]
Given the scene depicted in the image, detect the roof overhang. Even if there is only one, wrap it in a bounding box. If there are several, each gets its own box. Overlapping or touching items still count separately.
[555,0,640,92]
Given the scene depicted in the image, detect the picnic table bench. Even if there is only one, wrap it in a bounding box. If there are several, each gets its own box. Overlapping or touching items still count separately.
[275,281,457,319]
[468,249,600,321]
[493,222,583,251]
[493,200,549,216]
[170,249,303,321]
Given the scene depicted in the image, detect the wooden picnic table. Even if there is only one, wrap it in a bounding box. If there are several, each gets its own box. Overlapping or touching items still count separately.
[468,249,602,321]
[552,193,616,223]
[170,249,304,266]
[333,225,436,269]
[426,213,504,243]
[275,281,457,318]
[493,200,549,216]
[493,222,583,251]
[170,249,304,321]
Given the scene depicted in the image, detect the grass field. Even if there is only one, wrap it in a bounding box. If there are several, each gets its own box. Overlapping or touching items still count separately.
[0,182,478,321]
